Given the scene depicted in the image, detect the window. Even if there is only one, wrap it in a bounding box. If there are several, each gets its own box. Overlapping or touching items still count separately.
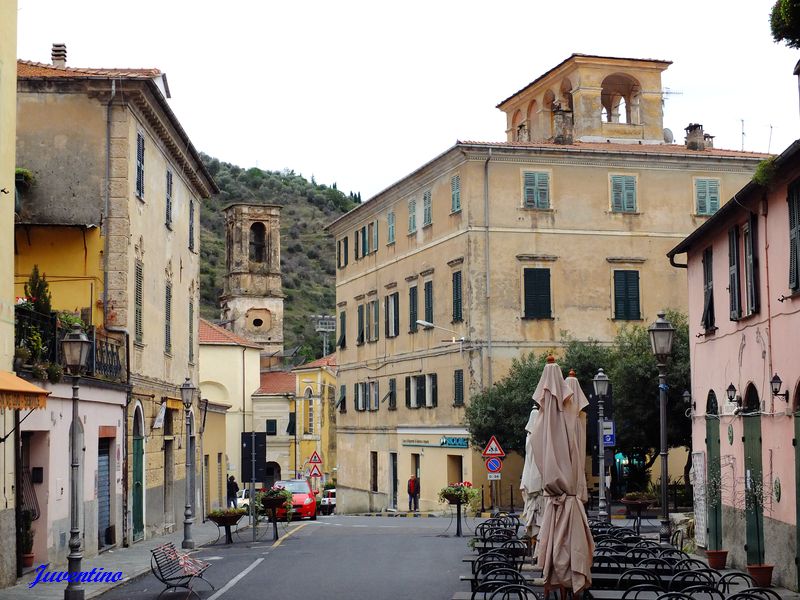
[728,226,742,320]
[425,374,438,408]
[409,285,418,332]
[385,292,399,337]
[372,220,378,249]
[388,378,397,410]
[357,304,365,345]
[266,419,277,436]
[165,170,173,227]
[135,132,145,199]
[613,270,640,320]
[189,200,196,251]
[424,280,433,324]
[743,215,760,316]
[165,281,172,354]
[188,300,195,362]
[789,180,800,292]
[286,413,296,435]
[306,391,314,434]
[523,171,550,209]
[387,211,396,244]
[610,175,636,213]
[405,374,437,409]
[134,259,143,343]
[408,199,417,233]
[337,237,349,268]
[696,178,720,215]
[337,310,346,349]
[366,299,379,342]
[701,248,715,332]
[370,452,378,493]
[370,381,380,411]
[452,271,463,322]
[454,370,465,407]
[523,268,551,319]
[250,222,267,263]
[336,385,347,413]
[354,383,363,411]
[354,230,360,260]
[361,225,368,256]
[423,190,432,226]
[451,175,461,213]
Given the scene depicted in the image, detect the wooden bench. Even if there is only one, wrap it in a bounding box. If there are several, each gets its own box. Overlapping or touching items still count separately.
[151,542,214,599]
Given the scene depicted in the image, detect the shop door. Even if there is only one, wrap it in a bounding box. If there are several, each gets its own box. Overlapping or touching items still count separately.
[706,392,722,550]
[389,453,398,509]
[132,435,144,541]
[742,386,764,565]
[97,438,111,548]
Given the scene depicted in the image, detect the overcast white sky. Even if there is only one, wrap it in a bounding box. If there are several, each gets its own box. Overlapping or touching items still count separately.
[17,0,800,199]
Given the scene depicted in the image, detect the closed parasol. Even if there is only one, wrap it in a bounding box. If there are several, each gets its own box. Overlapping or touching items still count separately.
[520,402,543,537]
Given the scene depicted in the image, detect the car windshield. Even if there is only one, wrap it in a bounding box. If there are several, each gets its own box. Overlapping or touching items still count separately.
[276,480,310,494]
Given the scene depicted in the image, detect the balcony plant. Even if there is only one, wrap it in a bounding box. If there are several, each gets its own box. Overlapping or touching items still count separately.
[13,346,31,371]
[46,363,63,384]
[438,481,479,505]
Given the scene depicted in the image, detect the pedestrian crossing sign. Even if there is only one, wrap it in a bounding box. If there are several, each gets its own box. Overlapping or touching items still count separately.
[482,436,505,458]
[309,451,322,464]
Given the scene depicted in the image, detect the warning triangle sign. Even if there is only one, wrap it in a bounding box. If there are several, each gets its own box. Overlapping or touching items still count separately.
[308,464,323,478]
[482,436,505,458]
[309,451,323,464]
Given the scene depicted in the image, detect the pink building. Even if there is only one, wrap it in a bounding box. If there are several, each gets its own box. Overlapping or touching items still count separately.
[668,140,800,590]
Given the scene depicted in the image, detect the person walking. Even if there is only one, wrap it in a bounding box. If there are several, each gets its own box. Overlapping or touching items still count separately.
[227,475,240,508]
[407,474,420,512]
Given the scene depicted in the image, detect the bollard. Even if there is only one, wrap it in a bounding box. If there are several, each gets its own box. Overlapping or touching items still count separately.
[481,485,485,514]
[509,484,515,514]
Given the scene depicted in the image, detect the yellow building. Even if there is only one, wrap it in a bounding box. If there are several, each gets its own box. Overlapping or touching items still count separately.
[199,400,230,514]
[293,354,338,488]
[14,45,217,542]
[328,54,767,514]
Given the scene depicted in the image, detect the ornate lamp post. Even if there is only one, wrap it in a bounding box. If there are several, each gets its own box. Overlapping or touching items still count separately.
[61,325,92,600]
[592,368,610,523]
[180,377,196,550]
[648,311,675,543]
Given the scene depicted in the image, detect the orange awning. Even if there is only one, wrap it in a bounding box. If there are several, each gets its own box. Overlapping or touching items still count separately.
[0,371,50,410]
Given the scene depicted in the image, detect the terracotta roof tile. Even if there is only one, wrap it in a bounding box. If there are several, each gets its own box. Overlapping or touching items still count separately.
[17,60,160,79]
[257,371,295,395]
[199,319,262,349]
[293,353,337,370]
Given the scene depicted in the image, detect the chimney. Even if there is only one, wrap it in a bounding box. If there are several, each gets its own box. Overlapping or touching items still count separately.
[51,43,67,68]
[703,133,715,149]
[684,123,705,151]
[552,107,574,145]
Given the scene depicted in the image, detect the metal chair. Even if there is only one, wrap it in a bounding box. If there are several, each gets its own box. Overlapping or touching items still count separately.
[474,551,513,574]
[625,547,657,560]
[658,548,691,563]
[674,558,709,572]
[482,567,529,585]
[668,571,715,591]
[738,588,783,600]
[489,583,542,600]
[617,568,664,590]
[593,555,623,570]
[657,593,693,600]
[716,572,756,594]
[473,580,514,600]
[670,529,685,550]
[637,557,675,574]
[622,584,663,600]
[681,585,725,600]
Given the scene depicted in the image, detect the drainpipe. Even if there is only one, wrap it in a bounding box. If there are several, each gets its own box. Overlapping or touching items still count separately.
[103,80,116,321]
[483,149,493,387]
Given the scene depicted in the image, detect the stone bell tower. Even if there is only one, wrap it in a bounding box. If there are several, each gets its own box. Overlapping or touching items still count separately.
[219,203,284,353]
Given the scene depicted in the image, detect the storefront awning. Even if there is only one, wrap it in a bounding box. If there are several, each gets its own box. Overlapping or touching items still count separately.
[0,371,50,410]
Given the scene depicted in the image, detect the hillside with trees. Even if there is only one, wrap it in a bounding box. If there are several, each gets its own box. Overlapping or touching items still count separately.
[199,154,359,360]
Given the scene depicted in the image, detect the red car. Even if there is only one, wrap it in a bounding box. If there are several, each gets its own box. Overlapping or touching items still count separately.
[275,479,317,520]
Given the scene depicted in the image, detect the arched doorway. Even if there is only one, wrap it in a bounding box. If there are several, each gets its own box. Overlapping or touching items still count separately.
[265,462,281,488]
[132,405,145,541]
[742,384,764,565]
[706,391,722,550]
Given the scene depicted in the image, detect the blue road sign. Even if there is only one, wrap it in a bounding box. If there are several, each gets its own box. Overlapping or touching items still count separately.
[602,420,615,447]
[485,457,503,473]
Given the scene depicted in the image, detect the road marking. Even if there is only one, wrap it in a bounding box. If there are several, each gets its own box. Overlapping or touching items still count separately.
[271,522,309,548]
[206,557,264,600]
[205,556,224,560]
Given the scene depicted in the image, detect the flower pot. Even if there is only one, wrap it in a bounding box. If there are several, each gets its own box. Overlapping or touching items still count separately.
[22,553,34,568]
[208,513,243,528]
[261,497,287,510]
[443,493,463,504]
[746,564,774,587]
[706,550,728,570]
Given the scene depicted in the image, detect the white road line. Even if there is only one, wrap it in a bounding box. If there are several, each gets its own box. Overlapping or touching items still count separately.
[206,557,264,600]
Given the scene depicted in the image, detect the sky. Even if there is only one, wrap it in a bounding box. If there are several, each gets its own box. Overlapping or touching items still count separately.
[16,0,800,200]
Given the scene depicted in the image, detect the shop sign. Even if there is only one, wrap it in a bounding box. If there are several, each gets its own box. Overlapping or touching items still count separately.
[439,436,469,448]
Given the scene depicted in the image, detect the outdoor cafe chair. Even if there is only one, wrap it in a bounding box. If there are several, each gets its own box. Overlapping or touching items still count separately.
[657,593,693,600]
[690,569,721,583]
[738,588,782,600]
[481,567,529,585]
[476,560,515,580]
[668,571,715,591]
[622,584,664,600]
[673,559,708,572]
[670,530,685,550]
[474,552,513,574]
[634,540,663,550]
[621,536,644,544]
[617,569,664,590]
[658,548,690,563]
[473,579,514,600]
[593,555,623,570]
[681,585,725,600]
[489,583,542,600]
[727,593,774,600]
[636,558,675,574]
[715,573,755,594]
[487,531,517,543]
[595,548,623,557]
[625,547,657,560]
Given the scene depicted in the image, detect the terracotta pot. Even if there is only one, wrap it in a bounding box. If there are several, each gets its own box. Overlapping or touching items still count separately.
[706,550,728,570]
[22,553,34,568]
[746,564,774,587]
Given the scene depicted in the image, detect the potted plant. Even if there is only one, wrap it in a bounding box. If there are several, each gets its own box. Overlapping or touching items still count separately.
[15,167,35,193]
[20,510,34,568]
[437,481,479,506]
[260,485,292,511]
[30,363,48,382]
[742,479,774,587]
[207,507,246,527]
[13,346,31,371]
[46,363,63,384]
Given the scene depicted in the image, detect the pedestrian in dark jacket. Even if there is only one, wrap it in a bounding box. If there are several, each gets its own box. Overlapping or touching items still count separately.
[407,474,420,512]
[227,475,239,508]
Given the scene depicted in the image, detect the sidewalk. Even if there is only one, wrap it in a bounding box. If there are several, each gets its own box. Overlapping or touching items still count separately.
[2,520,221,600]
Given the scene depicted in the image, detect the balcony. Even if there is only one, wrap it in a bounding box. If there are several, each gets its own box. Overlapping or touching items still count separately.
[14,305,127,384]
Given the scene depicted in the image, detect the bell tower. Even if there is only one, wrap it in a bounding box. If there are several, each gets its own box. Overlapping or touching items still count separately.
[219,203,284,353]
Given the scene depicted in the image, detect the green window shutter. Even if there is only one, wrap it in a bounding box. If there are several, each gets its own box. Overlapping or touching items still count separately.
[134,260,143,343]
[188,300,194,362]
[189,200,195,251]
[613,270,639,320]
[611,175,624,212]
[626,271,640,319]
[343,236,349,265]
[523,172,537,208]
[696,179,708,215]
[357,304,365,345]
[393,292,400,336]
[535,172,550,209]
[388,211,395,244]
[523,268,551,318]
[454,369,464,406]
[729,226,741,320]
[384,296,390,338]
[451,175,461,212]
[405,376,411,408]
[409,286,418,332]
[389,378,397,410]
[373,219,379,250]
[165,170,173,225]
[353,384,359,412]
[408,199,416,232]
[623,176,636,212]
[337,240,341,268]
[339,385,346,413]
[746,213,760,314]
[423,190,432,225]
[431,374,438,407]
[452,271,463,322]
[136,132,145,199]
[424,281,433,323]
[789,184,800,291]
[373,299,380,341]
[165,282,172,353]
[416,376,426,407]
[708,179,720,213]
[701,248,715,331]
[337,311,346,348]
[362,226,368,256]
[613,270,626,319]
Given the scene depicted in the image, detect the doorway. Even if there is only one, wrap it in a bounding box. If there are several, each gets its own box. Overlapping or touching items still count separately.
[447,455,463,486]
[389,452,398,509]
[132,406,144,541]
[742,384,764,565]
[705,391,722,550]
[97,438,112,549]
[164,410,175,529]
[265,462,281,487]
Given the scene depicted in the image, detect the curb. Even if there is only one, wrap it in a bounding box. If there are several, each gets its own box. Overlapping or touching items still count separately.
[353,512,438,518]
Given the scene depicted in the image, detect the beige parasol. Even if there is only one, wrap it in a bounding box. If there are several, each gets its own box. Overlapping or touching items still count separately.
[520,403,543,537]
[565,370,590,504]
[532,357,594,594]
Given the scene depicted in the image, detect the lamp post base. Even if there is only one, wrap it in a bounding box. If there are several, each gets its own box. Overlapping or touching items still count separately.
[65,588,85,600]
[659,518,671,544]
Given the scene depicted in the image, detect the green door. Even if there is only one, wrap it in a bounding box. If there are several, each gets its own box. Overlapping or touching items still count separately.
[795,411,800,589]
[706,392,722,550]
[133,435,144,541]
[742,403,764,565]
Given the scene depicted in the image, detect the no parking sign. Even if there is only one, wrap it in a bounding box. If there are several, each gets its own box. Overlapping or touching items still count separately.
[485,457,502,473]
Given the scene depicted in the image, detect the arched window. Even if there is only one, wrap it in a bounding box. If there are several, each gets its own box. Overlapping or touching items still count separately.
[305,388,314,435]
[706,390,718,415]
[249,222,267,263]
[600,73,641,124]
[743,383,760,414]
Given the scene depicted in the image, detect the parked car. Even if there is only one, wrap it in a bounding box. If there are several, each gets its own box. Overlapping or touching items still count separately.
[235,488,252,510]
[275,479,317,520]
[320,489,336,515]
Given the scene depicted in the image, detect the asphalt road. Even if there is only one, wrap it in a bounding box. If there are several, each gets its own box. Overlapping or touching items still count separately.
[99,515,475,600]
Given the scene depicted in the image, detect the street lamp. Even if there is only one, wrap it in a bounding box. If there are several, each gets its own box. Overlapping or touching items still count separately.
[592,368,610,523]
[648,311,675,543]
[415,320,466,352]
[61,324,91,600]
[180,377,196,550]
